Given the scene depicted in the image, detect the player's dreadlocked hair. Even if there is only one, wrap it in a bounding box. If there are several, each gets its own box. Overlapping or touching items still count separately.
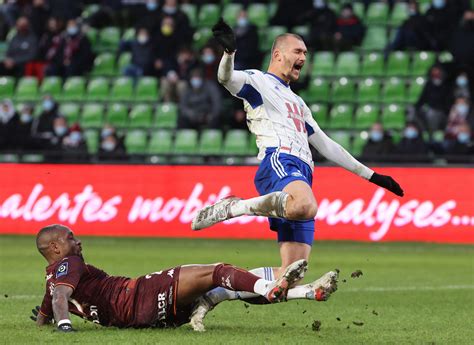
[36,224,69,256]
[271,33,304,55]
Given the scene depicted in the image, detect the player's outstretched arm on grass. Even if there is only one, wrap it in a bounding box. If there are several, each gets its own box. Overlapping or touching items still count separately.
[304,112,404,196]
[52,285,76,332]
[30,305,53,326]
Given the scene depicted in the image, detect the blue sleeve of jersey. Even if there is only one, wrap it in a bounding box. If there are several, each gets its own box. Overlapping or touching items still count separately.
[236,84,263,109]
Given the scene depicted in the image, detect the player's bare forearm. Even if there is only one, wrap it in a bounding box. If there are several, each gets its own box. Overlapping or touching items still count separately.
[52,285,73,323]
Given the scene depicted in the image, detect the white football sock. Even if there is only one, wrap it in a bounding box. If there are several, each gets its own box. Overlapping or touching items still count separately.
[253,279,271,296]
[230,192,288,218]
[286,285,309,300]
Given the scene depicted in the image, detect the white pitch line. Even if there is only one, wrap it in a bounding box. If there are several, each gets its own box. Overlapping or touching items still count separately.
[2,285,474,300]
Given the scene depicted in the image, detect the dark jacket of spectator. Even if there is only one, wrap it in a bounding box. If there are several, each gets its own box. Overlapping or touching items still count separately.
[60,125,88,162]
[303,1,337,51]
[48,0,83,21]
[395,125,429,155]
[37,17,63,61]
[119,32,156,76]
[11,107,35,150]
[362,127,394,158]
[234,14,260,70]
[388,10,434,51]
[450,11,474,69]
[425,1,460,51]
[0,99,19,149]
[416,70,452,114]
[178,71,222,129]
[335,5,365,48]
[26,0,50,39]
[98,134,127,161]
[270,0,313,30]
[158,0,193,44]
[31,98,60,143]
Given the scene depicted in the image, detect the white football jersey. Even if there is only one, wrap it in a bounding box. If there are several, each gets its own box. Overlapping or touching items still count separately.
[224,69,315,168]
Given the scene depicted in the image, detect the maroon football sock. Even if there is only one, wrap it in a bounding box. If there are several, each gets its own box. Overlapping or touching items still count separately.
[212,264,260,292]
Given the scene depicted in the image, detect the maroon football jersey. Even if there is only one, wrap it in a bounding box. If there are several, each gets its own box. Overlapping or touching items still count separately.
[39,256,186,328]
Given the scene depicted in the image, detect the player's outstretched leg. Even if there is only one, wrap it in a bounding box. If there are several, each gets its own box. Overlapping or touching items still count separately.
[287,270,339,301]
[191,192,289,230]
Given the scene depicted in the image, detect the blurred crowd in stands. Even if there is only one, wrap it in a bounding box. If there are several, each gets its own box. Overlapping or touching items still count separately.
[0,0,472,163]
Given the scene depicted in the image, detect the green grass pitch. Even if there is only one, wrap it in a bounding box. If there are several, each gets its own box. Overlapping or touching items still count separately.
[0,235,473,344]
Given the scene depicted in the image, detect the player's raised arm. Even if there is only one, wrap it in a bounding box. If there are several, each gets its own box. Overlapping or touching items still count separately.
[213,18,247,93]
[304,110,404,196]
[52,285,75,332]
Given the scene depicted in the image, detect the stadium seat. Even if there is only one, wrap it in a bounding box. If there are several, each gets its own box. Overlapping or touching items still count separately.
[81,103,104,128]
[117,52,132,72]
[223,129,248,155]
[353,2,365,19]
[382,77,406,103]
[86,77,109,101]
[110,77,134,101]
[361,27,387,50]
[0,153,19,163]
[309,103,329,128]
[334,52,359,77]
[39,77,62,98]
[91,53,115,76]
[248,3,269,27]
[199,129,223,155]
[261,26,286,51]
[301,77,330,103]
[438,51,453,63]
[105,103,128,127]
[59,103,81,123]
[155,103,177,128]
[98,27,120,52]
[327,104,354,129]
[60,77,86,101]
[181,3,197,26]
[407,77,425,103]
[197,4,220,28]
[411,51,436,76]
[357,78,381,103]
[312,52,335,76]
[193,27,213,49]
[21,154,44,163]
[261,52,271,70]
[135,77,159,101]
[327,131,351,150]
[382,104,406,130]
[129,104,152,128]
[389,2,409,26]
[222,3,243,26]
[360,52,385,76]
[174,129,198,154]
[366,2,389,25]
[354,104,379,129]
[0,77,15,98]
[85,27,98,51]
[125,129,148,154]
[352,131,368,157]
[121,28,135,41]
[84,129,99,153]
[15,77,38,101]
[386,51,410,77]
[293,25,309,40]
[148,130,173,154]
[331,78,356,103]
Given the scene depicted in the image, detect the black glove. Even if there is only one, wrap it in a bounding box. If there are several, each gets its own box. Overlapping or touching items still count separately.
[212,18,236,53]
[56,322,75,332]
[369,172,404,197]
[30,305,40,322]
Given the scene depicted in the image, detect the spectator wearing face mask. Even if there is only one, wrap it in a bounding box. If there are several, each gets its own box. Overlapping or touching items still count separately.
[362,122,395,159]
[119,27,156,81]
[386,0,434,52]
[60,123,88,162]
[415,65,452,135]
[153,16,183,78]
[269,0,313,31]
[31,95,61,144]
[32,17,64,80]
[425,0,460,51]
[302,0,337,51]
[99,134,127,161]
[395,122,429,156]
[48,116,69,150]
[135,0,161,34]
[158,0,193,44]
[444,122,473,156]
[200,46,220,81]
[11,104,35,151]
[100,124,125,151]
[0,99,19,149]
[161,47,199,102]
[333,3,365,52]
[444,97,474,140]
[450,10,474,69]
[26,0,50,39]
[0,16,38,76]
[452,71,472,99]
[178,68,222,129]
[233,10,260,70]
[45,18,94,78]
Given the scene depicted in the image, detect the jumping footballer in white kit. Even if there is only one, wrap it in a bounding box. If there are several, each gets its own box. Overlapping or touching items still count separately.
[189,19,404,331]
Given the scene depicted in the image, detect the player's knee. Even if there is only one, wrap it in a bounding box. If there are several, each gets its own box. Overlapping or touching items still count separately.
[286,199,317,220]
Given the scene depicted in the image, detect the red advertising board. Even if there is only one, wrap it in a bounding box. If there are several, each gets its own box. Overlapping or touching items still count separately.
[0,164,473,243]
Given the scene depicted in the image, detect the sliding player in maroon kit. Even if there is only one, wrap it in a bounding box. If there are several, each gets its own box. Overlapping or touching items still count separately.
[31,224,308,331]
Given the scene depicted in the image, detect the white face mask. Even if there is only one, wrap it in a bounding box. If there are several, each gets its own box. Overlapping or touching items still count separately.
[54,126,68,136]
[457,132,470,143]
[456,104,469,116]
[137,35,148,44]
[69,131,82,144]
[20,113,32,123]
[456,76,468,87]
[101,128,114,138]
[102,141,116,152]
[190,77,203,89]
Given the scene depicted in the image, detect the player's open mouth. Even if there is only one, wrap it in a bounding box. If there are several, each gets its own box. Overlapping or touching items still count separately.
[293,64,303,71]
